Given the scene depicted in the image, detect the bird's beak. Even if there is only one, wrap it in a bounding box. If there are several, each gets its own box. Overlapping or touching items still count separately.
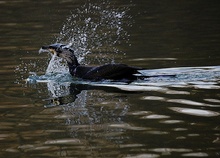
[39,45,49,53]
[39,46,56,55]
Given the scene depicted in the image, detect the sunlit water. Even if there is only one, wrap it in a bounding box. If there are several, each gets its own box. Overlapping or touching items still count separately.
[25,62,220,157]
[1,0,220,158]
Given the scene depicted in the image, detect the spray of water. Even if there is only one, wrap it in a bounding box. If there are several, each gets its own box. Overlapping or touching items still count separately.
[45,54,69,74]
[56,0,132,65]
[22,1,133,106]
[16,0,133,86]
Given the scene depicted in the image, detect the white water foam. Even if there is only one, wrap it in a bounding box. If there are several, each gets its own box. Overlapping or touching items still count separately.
[46,54,69,74]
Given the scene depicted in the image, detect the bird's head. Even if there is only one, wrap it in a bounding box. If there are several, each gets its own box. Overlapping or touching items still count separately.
[39,43,79,66]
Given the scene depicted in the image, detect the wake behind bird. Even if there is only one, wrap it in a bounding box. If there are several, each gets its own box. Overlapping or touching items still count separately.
[27,44,220,92]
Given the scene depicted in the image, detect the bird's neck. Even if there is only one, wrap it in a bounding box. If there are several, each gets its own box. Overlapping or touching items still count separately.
[61,49,80,76]
[66,54,79,66]
[67,55,80,76]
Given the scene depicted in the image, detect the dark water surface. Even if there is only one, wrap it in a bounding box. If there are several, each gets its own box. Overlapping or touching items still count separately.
[1,0,220,157]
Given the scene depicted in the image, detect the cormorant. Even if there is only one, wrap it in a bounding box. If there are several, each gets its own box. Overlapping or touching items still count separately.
[39,43,144,82]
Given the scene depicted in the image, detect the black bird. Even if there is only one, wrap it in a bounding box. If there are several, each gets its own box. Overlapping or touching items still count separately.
[39,43,144,82]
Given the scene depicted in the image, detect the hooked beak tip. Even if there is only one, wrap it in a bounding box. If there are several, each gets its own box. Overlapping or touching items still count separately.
[39,47,50,54]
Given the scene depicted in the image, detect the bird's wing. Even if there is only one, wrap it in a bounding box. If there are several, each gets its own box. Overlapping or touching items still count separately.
[82,64,141,80]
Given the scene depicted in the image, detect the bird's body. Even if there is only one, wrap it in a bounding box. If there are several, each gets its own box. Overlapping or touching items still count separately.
[39,43,143,82]
[70,63,142,81]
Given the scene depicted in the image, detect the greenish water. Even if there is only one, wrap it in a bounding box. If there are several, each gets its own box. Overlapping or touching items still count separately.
[0,0,220,157]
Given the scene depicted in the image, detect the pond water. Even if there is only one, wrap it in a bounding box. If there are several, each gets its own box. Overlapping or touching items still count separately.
[1,0,220,157]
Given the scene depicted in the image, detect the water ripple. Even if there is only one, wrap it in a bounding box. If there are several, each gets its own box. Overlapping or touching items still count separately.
[182,152,209,157]
[169,107,220,117]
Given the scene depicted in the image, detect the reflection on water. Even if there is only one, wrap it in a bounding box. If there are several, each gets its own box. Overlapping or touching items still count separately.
[1,0,220,157]
[170,107,219,117]
[24,64,220,157]
[28,65,220,113]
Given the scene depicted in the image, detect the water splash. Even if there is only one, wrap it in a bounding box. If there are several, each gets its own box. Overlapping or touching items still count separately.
[26,65,220,108]
[14,53,48,84]
[17,0,133,87]
[27,66,220,88]
[56,0,132,65]
[23,0,220,109]
[45,54,68,74]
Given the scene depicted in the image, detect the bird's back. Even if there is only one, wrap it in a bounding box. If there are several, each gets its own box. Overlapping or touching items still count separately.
[73,63,142,81]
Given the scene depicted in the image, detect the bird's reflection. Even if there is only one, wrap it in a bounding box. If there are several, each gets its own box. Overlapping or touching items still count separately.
[43,81,133,128]
[44,81,134,107]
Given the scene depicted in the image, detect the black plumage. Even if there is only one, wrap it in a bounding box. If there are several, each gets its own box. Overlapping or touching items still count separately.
[39,43,143,82]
